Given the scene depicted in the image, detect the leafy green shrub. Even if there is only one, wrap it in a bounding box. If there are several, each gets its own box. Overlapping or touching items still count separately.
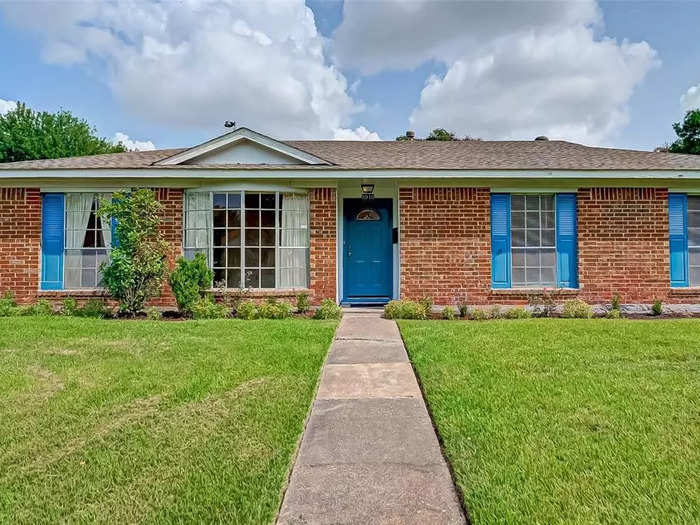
[488,305,502,319]
[296,293,311,314]
[442,306,456,320]
[145,307,163,320]
[79,299,112,319]
[611,293,621,311]
[32,299,54,316]
[458,304,469,318]
[504,306,532,319]
[652,299,663,316]
[99,189,169,315]
[419,296,433,316]
[236,300,258,320]
[606,308,621,319]
[384,300,428,320]
[469,308,489,321]
[0,292,17,317]
[191,295,230,319]
[62,297,78,316]
[314,299,343,320]
[561,299,593,319]
[169,253,213,314]
[257,299,293,319]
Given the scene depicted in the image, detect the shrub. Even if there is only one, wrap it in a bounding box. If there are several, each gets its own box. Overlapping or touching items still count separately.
[0,292,17,317]
[611,293,621,311]
[469,308,489,321]
[79,299,112,319]
[488,305,502,319]
[257,299,293,319]
[652,299,663,316]
[191,295,230,320]
[145,307,163,320]
[32,299,54,316]
[169,253,213,314]
[561,299,593,319]
[236,300,257,320]
[384,300,428,320]
[442,306,456,320]
[62,297,78,316]
[528,289,558,317]
[458,304,469,318]
[98,189,169,315]
[314,298,343,320]
[504,306,532,319]
[606,308,622,319]
[296,293,311,314]
[419,296,434,316]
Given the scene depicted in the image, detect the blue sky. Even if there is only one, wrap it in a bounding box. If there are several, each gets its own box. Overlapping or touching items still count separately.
[0,0,698,151]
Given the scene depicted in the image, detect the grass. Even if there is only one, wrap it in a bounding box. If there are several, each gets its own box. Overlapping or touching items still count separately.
[0,317,337,524]
[398,319,700,525]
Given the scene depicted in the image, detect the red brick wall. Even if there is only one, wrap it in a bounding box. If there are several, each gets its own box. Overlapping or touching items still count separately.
[150,188,183,307]
[400,187,492,305]
[309,188,336,304]
[0,188,41,304]
[578,187,672,303]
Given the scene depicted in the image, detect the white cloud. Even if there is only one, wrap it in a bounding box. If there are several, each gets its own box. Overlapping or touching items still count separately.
[113,132,155,151]
[681,84,700,112]
[333,126,381,141]
[334,0,658,145]
[0,99,17,115]
[1,0,376,140]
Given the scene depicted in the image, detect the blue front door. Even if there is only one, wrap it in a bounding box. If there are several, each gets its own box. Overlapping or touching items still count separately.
[343,198,393,304]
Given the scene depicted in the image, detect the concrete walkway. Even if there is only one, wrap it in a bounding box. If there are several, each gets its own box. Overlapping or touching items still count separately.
[278,310,466,525]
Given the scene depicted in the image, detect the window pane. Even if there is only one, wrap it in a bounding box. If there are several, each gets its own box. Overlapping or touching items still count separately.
[542,229,555,246]
[213,268,226,286]
[689,212,700,228]
[245,247,260,266]
[511,229,525,247]
[213,248,225,267]
[689,248,700,266]
[526,250,539,266]
[512,267,525,286]
[512,250,524,267]
[688,196,700,211]
[227,229,241,246]
[526,212,539,228]
[245,269,260,288]
[511,195,524,210]
[245,229,259,246]
[213,193,227,209]
[541,250,556,267]
[526,230,540,247]
[261,210,275,227]
[540,267,555,285]
[245,193,259,209]
[541,195,554,210]
[227,270,241,289]
[526,268,540,283]
[82,269,95,287]
[690,266,700,287]
[261,269,275,288]
[213,210,226,227]
[511,212,525,229]
[543,211,555,229]
[245,210,260,227]
[689,228,700,246]
[84,230,95,247]
[261,248,275,267]
[261,194,275,209]
[213,229,226,246]
[261,229,275,246]
[227,193,241,209]
[526,195,539,211]
[228,210,241,227]
[227,248,241,267]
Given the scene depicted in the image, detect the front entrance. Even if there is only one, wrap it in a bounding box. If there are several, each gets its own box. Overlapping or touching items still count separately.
[342,198,393,304]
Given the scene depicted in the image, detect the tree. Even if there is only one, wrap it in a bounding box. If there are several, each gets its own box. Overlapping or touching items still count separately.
[98,189,168,315]
[0,102,126,163]
[426,128,456,141]
[668,109,700,155]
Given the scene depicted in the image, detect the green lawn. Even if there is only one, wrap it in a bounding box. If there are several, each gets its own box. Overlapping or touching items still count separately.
[0,317,337,524]
[398,319,700,525]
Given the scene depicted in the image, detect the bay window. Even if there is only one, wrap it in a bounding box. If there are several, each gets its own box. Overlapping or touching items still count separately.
[183,190,309,289]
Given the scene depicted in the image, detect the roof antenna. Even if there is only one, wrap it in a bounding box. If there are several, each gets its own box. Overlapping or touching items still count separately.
[224,120,236,129]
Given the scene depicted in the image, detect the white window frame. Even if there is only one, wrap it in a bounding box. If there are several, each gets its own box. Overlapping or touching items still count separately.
[510,193,557,288]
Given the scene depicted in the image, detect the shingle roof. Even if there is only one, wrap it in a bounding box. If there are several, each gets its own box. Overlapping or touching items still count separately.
[2,140,700,171]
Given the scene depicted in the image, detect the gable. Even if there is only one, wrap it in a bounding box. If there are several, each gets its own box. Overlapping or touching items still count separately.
[182,138,305,165]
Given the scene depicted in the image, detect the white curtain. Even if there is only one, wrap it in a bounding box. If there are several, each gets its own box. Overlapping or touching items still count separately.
[280,193,309,288]
[184,192,212,261]
[98,193,112,248]
[64,193,96,288]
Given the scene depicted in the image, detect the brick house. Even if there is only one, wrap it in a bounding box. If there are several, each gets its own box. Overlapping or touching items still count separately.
[2,127,700,308]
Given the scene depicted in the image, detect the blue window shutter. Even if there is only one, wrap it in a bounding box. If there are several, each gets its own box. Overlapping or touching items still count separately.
[491,193,511,288]
[669,193,688,287]
[41,193,64,290]
[556,193,578,288]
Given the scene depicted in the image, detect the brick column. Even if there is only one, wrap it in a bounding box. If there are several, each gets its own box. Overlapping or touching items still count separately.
[399,187,491,305]
[150,188,184,307]
[309,188,337,304]
[0,188,41,304]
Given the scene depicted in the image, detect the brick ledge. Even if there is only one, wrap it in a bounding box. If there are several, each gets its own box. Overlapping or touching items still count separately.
[668,287,700,297]
[489,288,580,296]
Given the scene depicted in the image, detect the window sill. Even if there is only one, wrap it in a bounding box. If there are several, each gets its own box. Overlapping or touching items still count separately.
[490,287,580,295]
[39,289,109,297]
[669,287,700,296]
[209,288,311,298]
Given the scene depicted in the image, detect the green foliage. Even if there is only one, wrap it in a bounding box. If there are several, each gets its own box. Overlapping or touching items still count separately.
[169,253,213,313]
[32,299,54,316]
[0,292,17,317]
[145,307,163,321]
[504,307,532,319]
[419,296,433,315]
[458,304,469,318]
[99,189,169,315]
[79,299,112,319]
[0,102,126,163]
[236,300,258,320]
[442,306,456,320]
[652,299,663,316]
[384,300,429,320]
[62,297,78,316]
[314,299,343,320]
[426,128,457,141]
[296,293,311,314]
[527,289,559,317]
[611,293,621,311]
[606,308,622,319]
[469,308,490,321]
[257,299,293,320]
[488,305,503,319]
[191,295,230,320]
[561,299,593,319]
[668,109,700,155]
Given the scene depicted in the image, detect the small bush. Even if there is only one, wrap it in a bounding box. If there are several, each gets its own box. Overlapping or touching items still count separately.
[0,292,17,317]
[80,299,112,319]
[62,297,78,316]
[236,300,258,320]
[652,299,663,316]
[488,305,502,319]
[611,293,621,311]
[458,304,469,318]
[32,299,54,316]
[419,296,434,315]
[384,300,428,320]
[528,289,558,317]
[469,308,489,321]
[145,307,163,320]
[257,299,293,319]
[442,306,456,320]
[296,293,311,314]
[561,299,593,319]
[191,295,230,320]
[606,308,621,319]
[504,306,532,319]
[314,299,343,320]
[169,253,213,314]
